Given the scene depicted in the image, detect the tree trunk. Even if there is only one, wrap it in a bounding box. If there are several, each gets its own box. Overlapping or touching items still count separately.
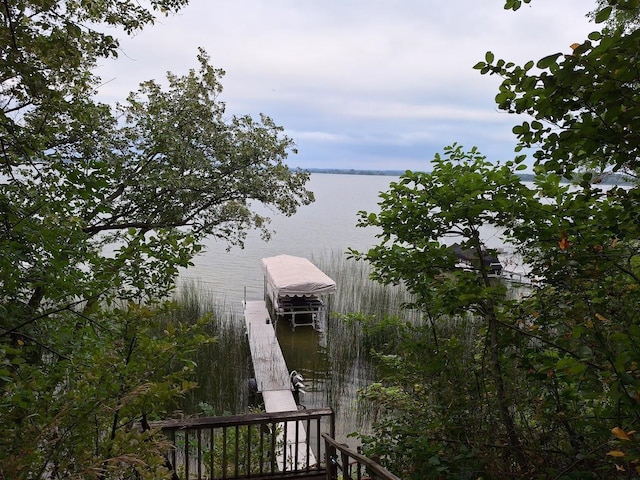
[487,300,527,470]
[474,240,526,471]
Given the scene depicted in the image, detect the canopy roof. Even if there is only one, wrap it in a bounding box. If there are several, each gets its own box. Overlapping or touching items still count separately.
[262,254,337,298]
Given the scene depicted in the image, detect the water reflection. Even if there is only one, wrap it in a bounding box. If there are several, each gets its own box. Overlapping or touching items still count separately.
[275,317,375,441]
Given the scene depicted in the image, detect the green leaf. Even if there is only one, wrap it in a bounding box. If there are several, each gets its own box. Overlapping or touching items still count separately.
[595,6,613,24]
[588,31,602,41]
[536,53,561,70]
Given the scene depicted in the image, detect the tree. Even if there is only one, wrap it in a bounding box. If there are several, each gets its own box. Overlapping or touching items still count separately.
[350,145,537,477]
[509,177,640,477]
[1,1,313,478]
[588,0,640,32]
[476,0,640,474]
[480,2,640,179]
[354,0,640,477]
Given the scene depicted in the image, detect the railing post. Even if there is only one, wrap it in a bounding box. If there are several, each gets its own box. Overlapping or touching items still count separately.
[341,448,350,479]
[184,430,190,480]
[209,427,215,479]
[222,426,227,480]
[324,436,337,480]
[259,421,265,475]
[234,425,240,479]
[197,429,202,480]
[294,420,300,471]
[270,421,276,474]
[247,422,252,477]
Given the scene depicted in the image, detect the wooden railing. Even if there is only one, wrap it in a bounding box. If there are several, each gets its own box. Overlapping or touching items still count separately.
[322,433,402,480]
[152,407,334,480]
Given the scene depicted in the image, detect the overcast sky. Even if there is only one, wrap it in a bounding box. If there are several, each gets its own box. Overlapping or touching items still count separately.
[96,1,597,172]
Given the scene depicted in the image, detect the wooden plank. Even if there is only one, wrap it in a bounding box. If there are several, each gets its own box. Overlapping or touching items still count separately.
[151,407,333,430]
[262,390,298,412]
[244,300,290,392]
[244,300,317,469]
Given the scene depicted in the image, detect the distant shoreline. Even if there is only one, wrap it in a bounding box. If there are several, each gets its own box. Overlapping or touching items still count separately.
[302,168,632,185]
[303,168,406,176]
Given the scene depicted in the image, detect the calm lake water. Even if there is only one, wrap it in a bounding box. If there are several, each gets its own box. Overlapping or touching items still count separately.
[180,173,394,306]
[180,171,529,304]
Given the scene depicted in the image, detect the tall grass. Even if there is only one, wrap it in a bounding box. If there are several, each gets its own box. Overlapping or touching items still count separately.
[314,251,425,394]
[166,281,253,415]
[311,252,431,434]
[315,251,422,323]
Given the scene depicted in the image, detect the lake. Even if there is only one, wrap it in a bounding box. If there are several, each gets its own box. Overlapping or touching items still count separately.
[180,173,395,306]
[180,171,530,306]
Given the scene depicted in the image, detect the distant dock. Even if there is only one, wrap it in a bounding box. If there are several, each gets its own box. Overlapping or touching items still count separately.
[244,300,317,469]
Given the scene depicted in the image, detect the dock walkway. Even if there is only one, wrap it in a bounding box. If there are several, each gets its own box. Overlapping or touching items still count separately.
[244,300,317,469]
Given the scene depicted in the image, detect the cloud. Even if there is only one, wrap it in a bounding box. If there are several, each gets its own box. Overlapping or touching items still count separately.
[95,0,597,171]
[288,130,354,143]
[342,101,502,121]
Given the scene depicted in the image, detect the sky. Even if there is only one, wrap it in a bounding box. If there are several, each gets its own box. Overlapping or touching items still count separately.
[95,1,597,172]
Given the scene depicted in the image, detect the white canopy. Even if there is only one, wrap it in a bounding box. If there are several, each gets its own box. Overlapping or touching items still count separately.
[262,254,337,298]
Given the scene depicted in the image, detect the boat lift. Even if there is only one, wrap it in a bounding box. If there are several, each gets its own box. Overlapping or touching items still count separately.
[262,255,337,330]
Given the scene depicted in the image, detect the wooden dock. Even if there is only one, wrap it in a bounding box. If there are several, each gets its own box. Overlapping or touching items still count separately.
[244,300,317,470]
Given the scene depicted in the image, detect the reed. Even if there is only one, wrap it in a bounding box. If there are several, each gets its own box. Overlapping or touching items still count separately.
[164,253,427,434]
[168,281,253,415]
[314,251,426,375]
[315,251,422,324]
[311,252,429,433]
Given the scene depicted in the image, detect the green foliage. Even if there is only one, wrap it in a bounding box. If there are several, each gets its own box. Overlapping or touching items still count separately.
[509,182,640,476]
[588,0,640,32]
[503,0,532,11]
[355,313,523,479]
[482,9,640,474]
[351,148,538,476]
[1,1,312,478]
[478,4,640,179]
[350,144,532,317]
[0,302,212,479]
[354,2,640,478]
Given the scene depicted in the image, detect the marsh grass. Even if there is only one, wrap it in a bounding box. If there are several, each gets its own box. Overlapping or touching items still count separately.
[314,251,426,382]
[316,251,521,350]
[310,252,431,431]
[315,251,422,324]
[167,281,253,415]
[168,251,488,431]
